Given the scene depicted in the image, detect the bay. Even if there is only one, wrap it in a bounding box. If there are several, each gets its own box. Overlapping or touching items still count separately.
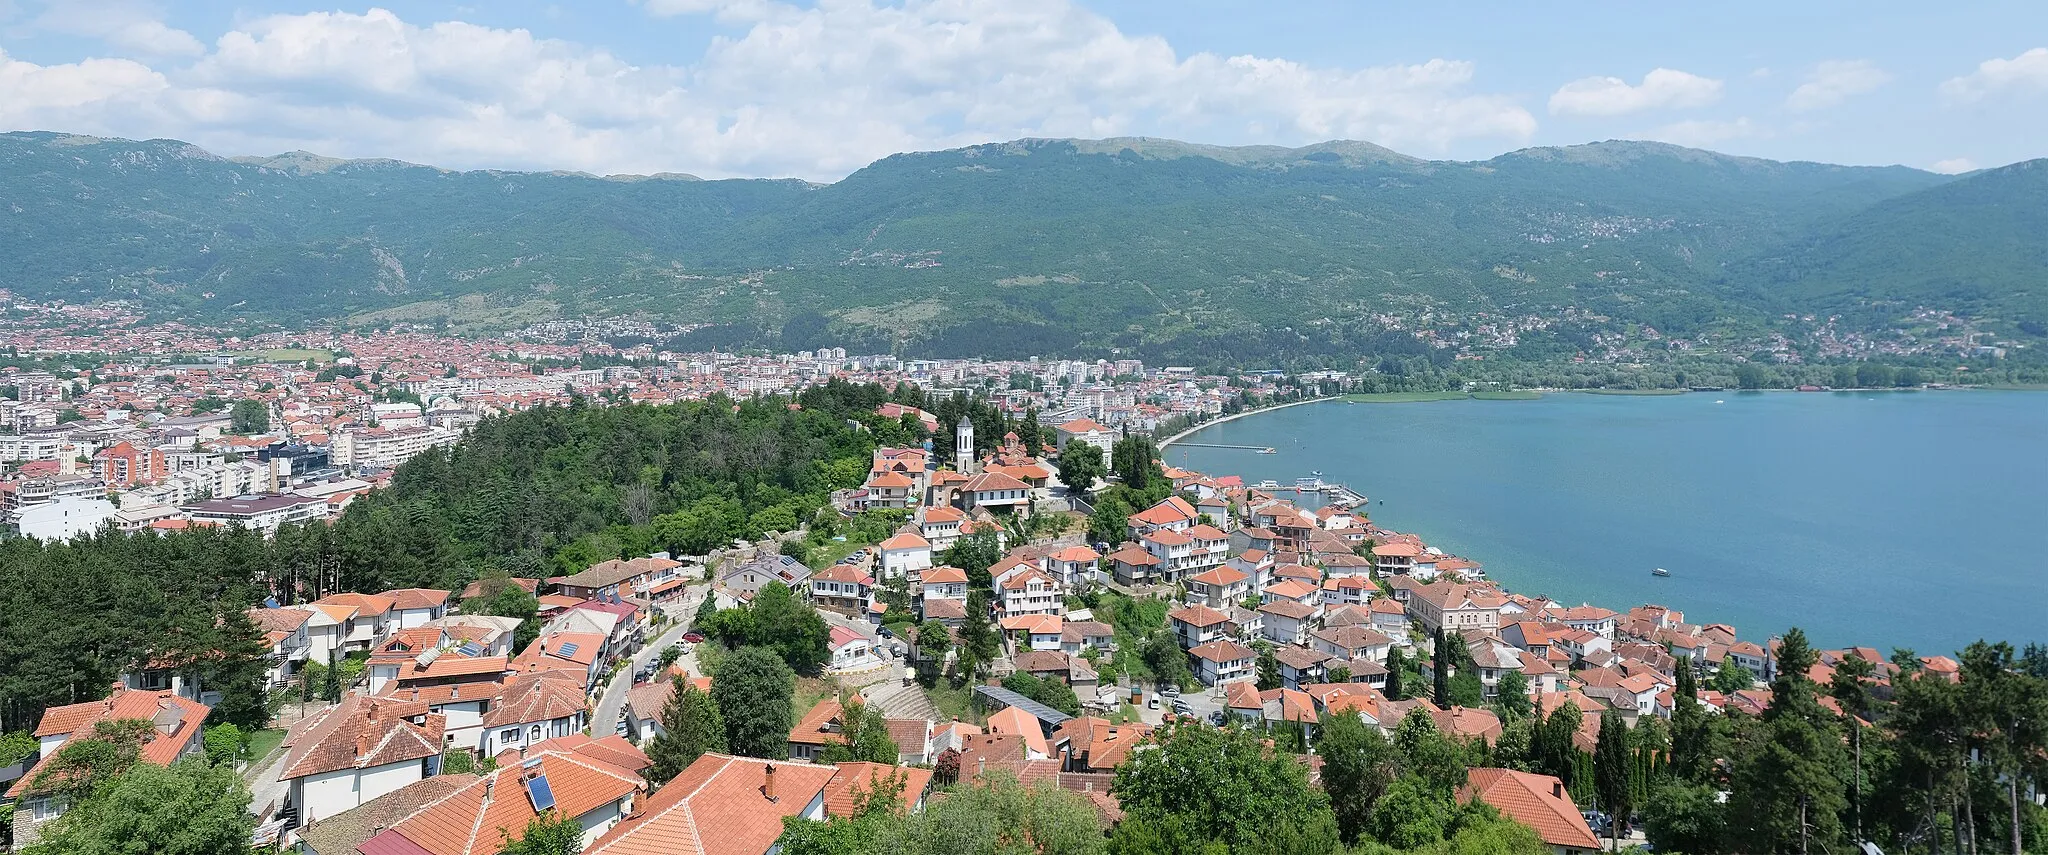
[1165,390,2048,654]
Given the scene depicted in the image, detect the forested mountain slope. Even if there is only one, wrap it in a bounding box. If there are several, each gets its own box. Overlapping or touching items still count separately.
[6,130,2039,361]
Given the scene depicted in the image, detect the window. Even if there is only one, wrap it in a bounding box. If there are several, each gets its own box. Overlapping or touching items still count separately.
[138,670,172,691]
[500,728,520,744]
[29,797,64,821]
[529,725,543,742]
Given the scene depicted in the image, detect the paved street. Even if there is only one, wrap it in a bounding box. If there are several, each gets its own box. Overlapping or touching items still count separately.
[593,585,707,738]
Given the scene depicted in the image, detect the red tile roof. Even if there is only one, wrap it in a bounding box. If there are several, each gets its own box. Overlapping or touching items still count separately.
[584,754,837,855]
[1461,767,1601,850]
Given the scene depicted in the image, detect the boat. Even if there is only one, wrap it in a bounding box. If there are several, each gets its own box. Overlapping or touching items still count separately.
[1652,567,1670,577]
[1257,447,1277,455]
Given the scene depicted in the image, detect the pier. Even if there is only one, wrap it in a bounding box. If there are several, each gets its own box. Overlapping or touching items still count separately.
[1171,442,1276,452]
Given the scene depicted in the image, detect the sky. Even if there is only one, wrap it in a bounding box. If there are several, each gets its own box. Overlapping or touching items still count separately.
[2,0,2045,180]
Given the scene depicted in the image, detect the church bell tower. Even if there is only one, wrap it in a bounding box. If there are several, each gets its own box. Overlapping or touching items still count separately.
[955,416,975,474]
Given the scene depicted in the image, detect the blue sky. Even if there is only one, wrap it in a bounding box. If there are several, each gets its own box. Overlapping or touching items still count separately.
[2,0,2044,179]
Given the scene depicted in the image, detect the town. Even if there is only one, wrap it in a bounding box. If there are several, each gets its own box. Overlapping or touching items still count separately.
[4,358,2006,855]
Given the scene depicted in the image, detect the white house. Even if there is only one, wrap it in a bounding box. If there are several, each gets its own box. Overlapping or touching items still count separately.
[1189,639,1257,686]
[10,497,118,541]
[478,672,590,757]
[280,694,444,830]
[1052,417,1115,458]
[876,531,934,581]
[1044,545,1101,589]
[1257,599,1318,646]
[998,568,1062,618]
[380,589,451,629]
[827,626,882,674]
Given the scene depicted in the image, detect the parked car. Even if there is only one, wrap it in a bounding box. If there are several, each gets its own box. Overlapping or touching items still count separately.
[1157,683,1180,698]
[877,626,894,639]
[1146,695,1159,710]
[682,631,706,643]
[615,718,630,737]
[1170,700,1193,715]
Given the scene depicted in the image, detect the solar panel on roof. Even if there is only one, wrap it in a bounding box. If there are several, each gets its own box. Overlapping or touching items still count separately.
[524,772,556,813]
[556,642,579,657]
[456,642,486,657]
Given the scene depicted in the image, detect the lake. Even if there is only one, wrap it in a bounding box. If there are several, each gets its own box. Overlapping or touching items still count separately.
[1165,390,2048,654]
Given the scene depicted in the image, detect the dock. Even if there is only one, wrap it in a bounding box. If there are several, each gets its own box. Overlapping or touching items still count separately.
[1171,442,1276,452]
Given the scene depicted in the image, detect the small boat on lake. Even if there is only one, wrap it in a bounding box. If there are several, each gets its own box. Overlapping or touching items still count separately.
[1652,567,1670,577]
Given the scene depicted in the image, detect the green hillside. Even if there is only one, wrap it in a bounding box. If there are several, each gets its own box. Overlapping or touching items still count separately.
[4,130,2036,363]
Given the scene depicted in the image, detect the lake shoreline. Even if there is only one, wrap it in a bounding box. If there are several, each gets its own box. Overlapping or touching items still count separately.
[1165,389,2047,652]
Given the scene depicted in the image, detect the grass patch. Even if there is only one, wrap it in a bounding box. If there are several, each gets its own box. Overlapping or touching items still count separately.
[925,678,978,724]
[244,728,287,770]
[793,675,839,718]
[1341,391,1472,403]
[1580,388,1688,396]
[810,538,866,567]
[1469,389,1541,401]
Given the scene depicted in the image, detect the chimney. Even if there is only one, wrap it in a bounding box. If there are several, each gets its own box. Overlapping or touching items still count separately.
[483,778,494,804]
[356,730,372,758]
[367,700,380,722]
[763,764,778,802]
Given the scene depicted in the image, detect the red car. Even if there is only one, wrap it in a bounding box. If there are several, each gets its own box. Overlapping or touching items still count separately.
[682,631,706,643]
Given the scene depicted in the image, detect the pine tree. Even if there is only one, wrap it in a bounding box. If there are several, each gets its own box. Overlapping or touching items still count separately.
[645,677,726,784]
[1431,628,1451,709]
[1670,657,1714,784]
[1594,709,1632,850]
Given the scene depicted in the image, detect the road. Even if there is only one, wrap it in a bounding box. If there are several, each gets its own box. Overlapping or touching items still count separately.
[592,585,706,738]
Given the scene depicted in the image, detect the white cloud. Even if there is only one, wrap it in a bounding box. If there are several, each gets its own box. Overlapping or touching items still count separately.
[32,1,205,57]
[1942,47,2048,101]
[1548,68,1722,116]
[1643,116,1761,149]
[1931,157,1978,174]
[1786,60,1889,111]
[0,2,1541,179]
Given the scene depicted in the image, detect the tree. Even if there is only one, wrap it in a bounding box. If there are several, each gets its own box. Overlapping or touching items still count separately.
[464,577,541,651]
[1644,780,1729,855]
[1728,628,1847,855]
[22,758,253,855]
[1327,664,1352,684]
[1108,436,1158,490]
[1369,774,1449,849]
[955,592,1000,678]
[1316,710,1398,844]
[942,532,1002,592]
[1432,628,1452,708]
[1256,643,1282,691]
[712,646,795,759]
[1384,647,1406,700]
[889,774,1106,855]
[1670,658,1715,784]
[498,809,584,855]
[202,723,243,767]
[1111,722,1338,854]
[1493,669,1531,720]
[820,698,899,764]
[1002,673,1082,718]
[1449,670,1484,708]
[1056,442,1106,493]
[911,620,952,677]
[1712,656,1753,694]
[1594,709,1632,850]
[229,399,270,434]
[1534,702,1584,793]
[749,582,832,674]
[645,677,726,784]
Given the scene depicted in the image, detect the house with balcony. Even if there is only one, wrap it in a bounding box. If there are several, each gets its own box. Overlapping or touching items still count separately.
[1257,599,1319,646]
[917,566,969,603]
[860,471,916,510]
[1185,566,1252,610]
[1126,496,1197,540]
[917,506,965,551]
[1044,545,1101,589]
[380,588,452,630]
[876,530,933,581]
[957,471,1032,517]
[1190,639,1257,686]
[1312,626,1395,668]
[1168,604,1235,649]
[1105,543,1163,586]
[249,606,314,689]
[1546,604,1618,640]
[312,592,399,650]
[1000,614,1064,652]
[809,564,874,617]
[998,568,1062,619]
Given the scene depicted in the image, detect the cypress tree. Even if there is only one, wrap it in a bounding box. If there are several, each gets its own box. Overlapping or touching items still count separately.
[1383,647,1405,700]
[1431,628,1451,708]
[1594,709,1632,850]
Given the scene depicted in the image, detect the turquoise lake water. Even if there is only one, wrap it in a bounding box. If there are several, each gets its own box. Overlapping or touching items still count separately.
[1166,390,2048,655]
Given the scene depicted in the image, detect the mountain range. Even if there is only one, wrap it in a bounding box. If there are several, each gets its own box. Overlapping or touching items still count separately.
[2,130,2043,364]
